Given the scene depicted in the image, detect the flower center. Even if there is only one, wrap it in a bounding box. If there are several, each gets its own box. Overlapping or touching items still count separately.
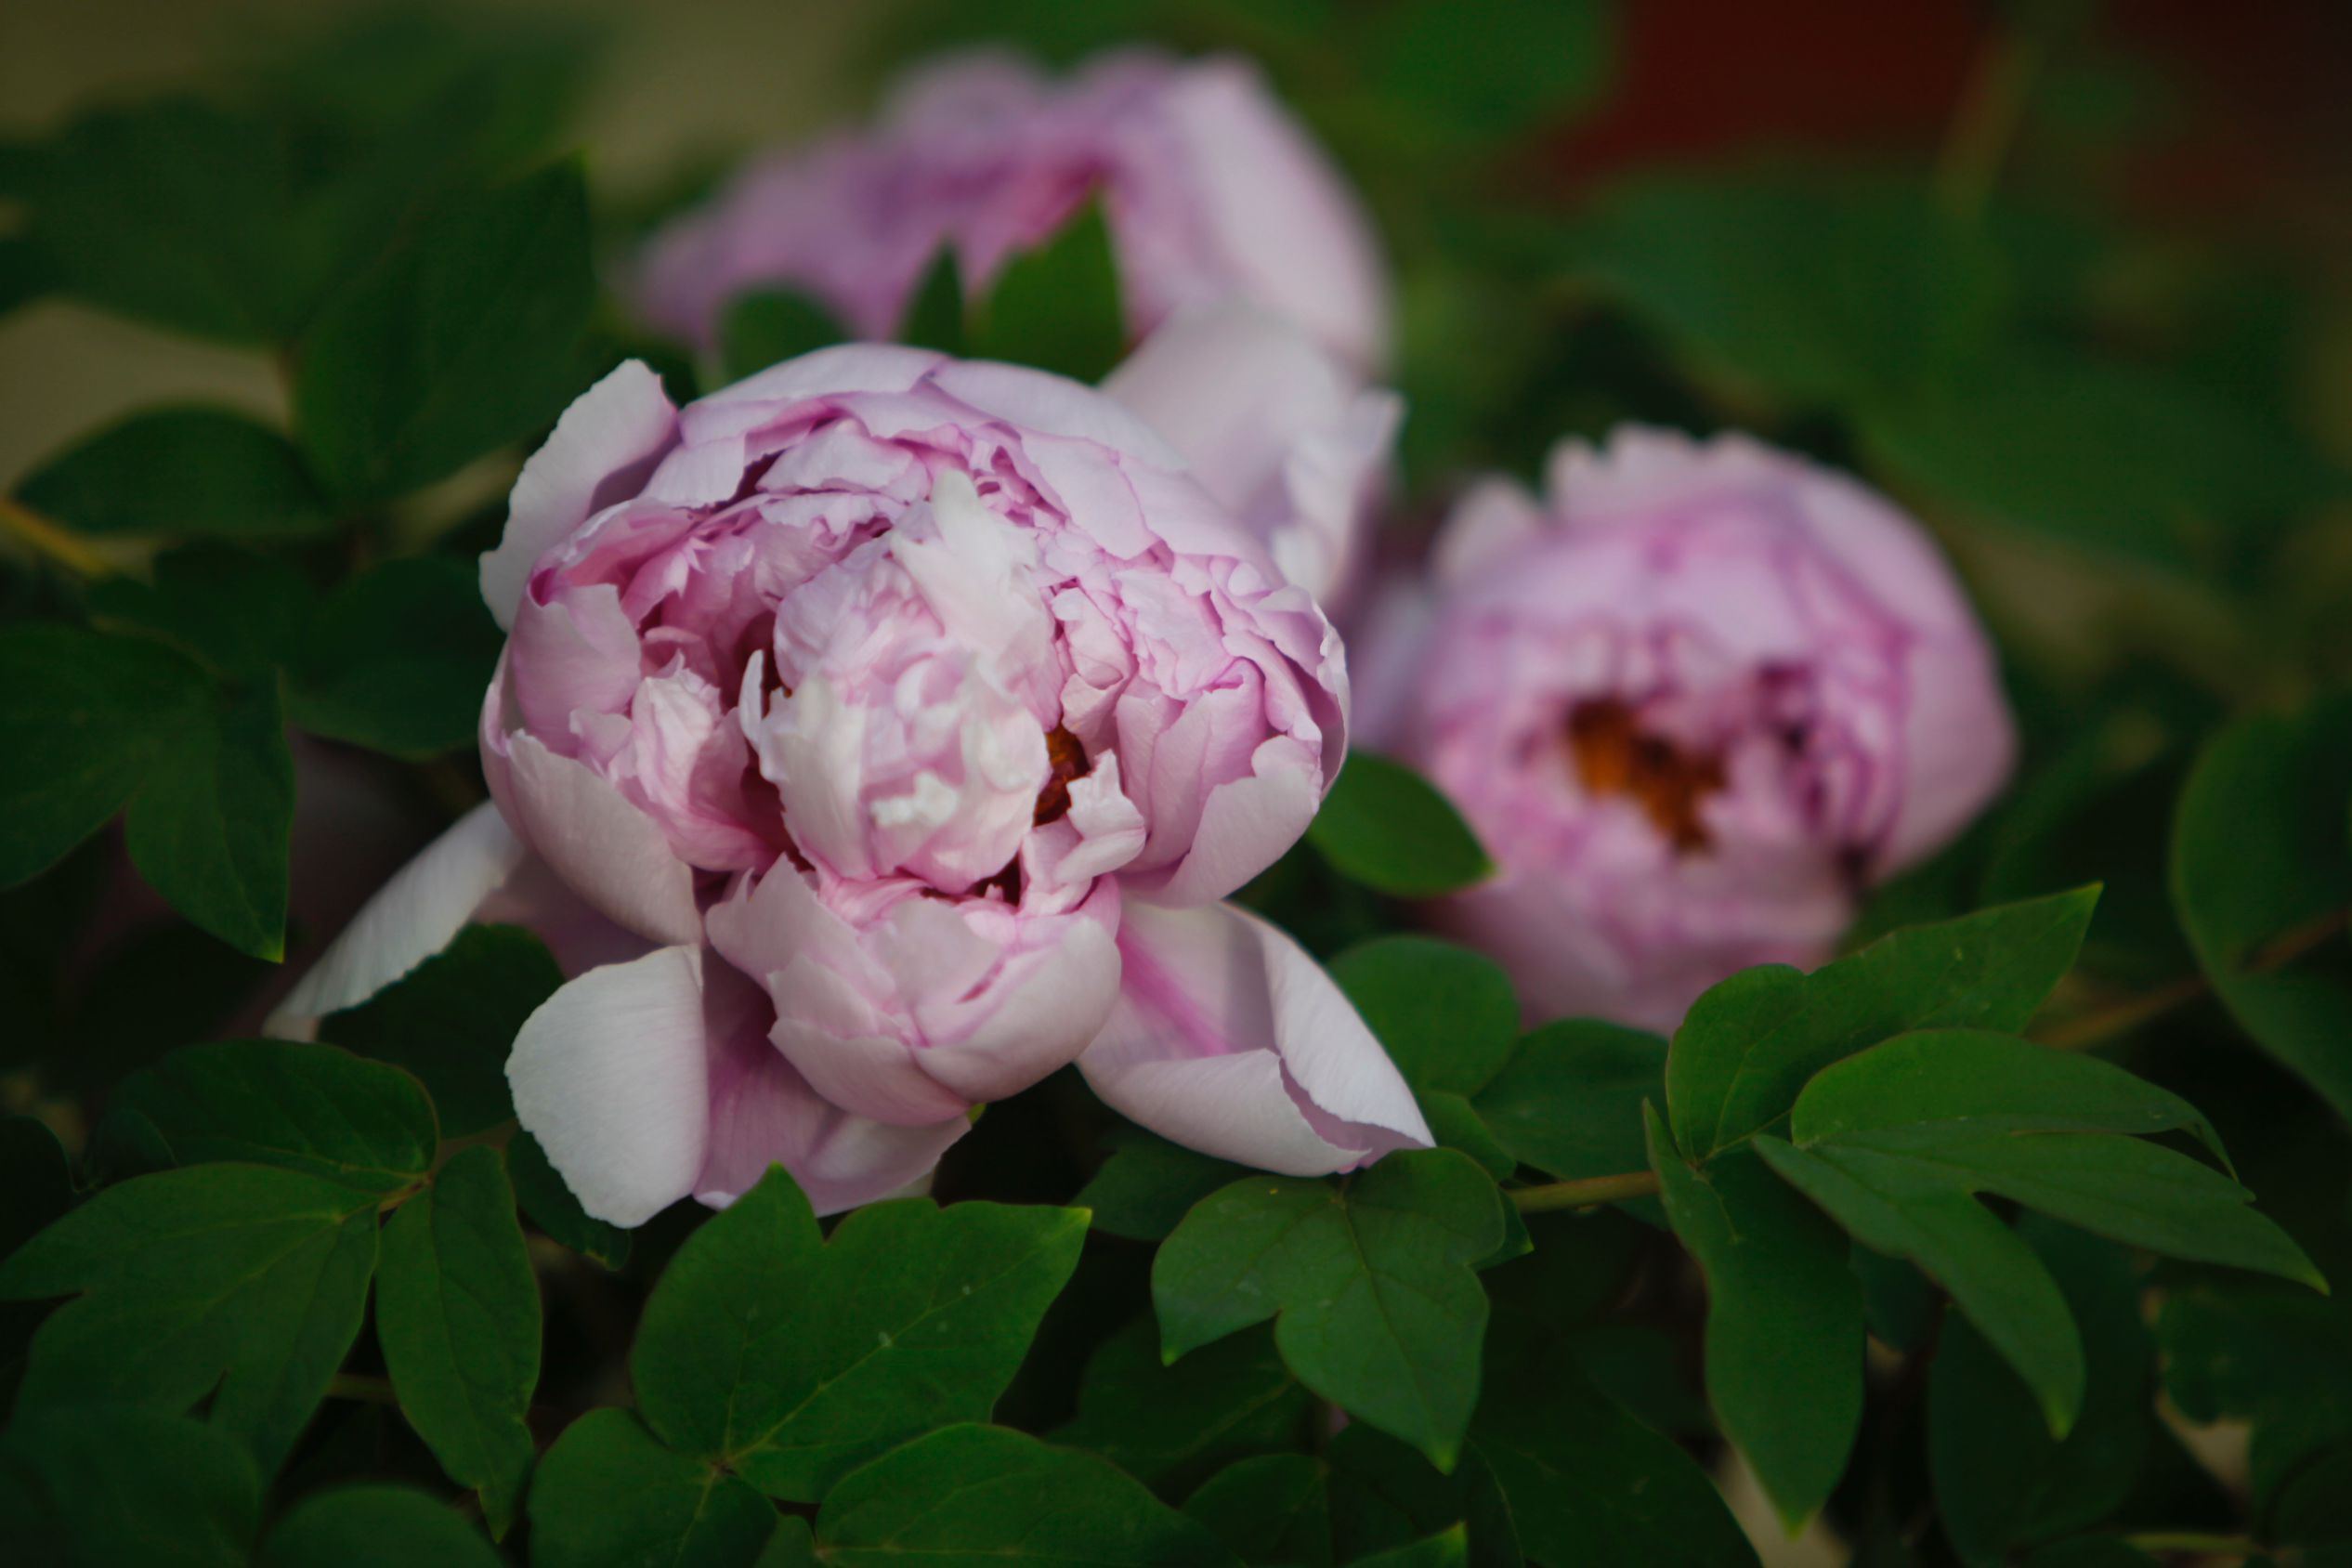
[1565,699,1725,854]
[1033,725,1090,827]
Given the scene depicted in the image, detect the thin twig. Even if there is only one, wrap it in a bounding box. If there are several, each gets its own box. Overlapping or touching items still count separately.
[1510,1169,1661,1214]
[2037,907,2348,1052]
[0,496,111,578]
[1935,33,2044,224]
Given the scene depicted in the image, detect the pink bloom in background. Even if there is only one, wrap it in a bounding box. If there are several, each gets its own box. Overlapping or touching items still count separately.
[275,343,1427,1225]
[1356,427,2015,1032]
[634,49,1391,372]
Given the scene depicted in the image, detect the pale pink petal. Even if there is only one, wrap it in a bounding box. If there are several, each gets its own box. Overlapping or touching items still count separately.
[502,734,702,947]
[508,946,713,1227]
[481,361,678,630]
[1140,738,1322,908]
[1078,899,1430,1174]
[266,802,527,1038]
[916,905,1124,1104]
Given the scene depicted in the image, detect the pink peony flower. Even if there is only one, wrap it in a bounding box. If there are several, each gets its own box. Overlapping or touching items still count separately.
[633,50,1390,372]
[274,345,1428,1225]
[1356,427,2016,1032]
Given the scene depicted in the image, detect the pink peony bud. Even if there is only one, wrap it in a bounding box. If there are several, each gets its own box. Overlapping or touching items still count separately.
[277,346,1428,1224]
[1357,427,2016,1032]
[633,50,1390,372]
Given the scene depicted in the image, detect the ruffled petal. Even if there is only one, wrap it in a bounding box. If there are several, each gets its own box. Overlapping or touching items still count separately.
[1078,899,1430,1174]
[502,733,702,947]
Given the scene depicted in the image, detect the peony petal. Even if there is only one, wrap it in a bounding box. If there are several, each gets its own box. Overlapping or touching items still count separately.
[916,907,1124,1104]
[508,945,713,1227]
[696,975,968,1216]
[1078,899,1430,1174]
[1140,738,1322,908]
[481,360,678,630]
[502,733,702,947]
[267,802,527,1038]
[934,359,1184,467]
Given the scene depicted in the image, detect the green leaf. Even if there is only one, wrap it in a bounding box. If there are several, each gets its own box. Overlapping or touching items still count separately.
[1307,752,1493,899]
[19,407,334,540]
[324,923,562,1135]
[1477,1020,1666,1197]
[287,556,505,758]
[1365,0,1611,143]
[1325,1424,1520,1568]
[1183,1454,1331,1568]
[2172,695,2352,1123]
[0,624,209,888]
[376,1146,542,1537]
[16,99,320,343]
[0,1163,379,1474]
[124,678,295,960]
[1153,1148,1503,1469]
[971,203,1125,383]
[0,1116,72,1259]
[295,160,595,501]
[896,246,966,354]
[1863,351,2341,567]
[86,545,309,680]
[1645,1104,1862,1530]
[1471,1338,1759,1568]
[530,1408,777,1568]
[1928,1219,2153,1567]
[2,1405,261,1568]
[1666,887,2101,1161]
[1330,938,1519,1097]
[719,289,848,383]
[260,1484,505,1568]
[631,1165,1087,1502]
[1757,1030,2322,1431]
[1333,938,1521,1176]
[100,1039,437,1192]
[1574,175,2007,403]
[1075,1128,1252,1242]
[1353,1527,1471,1568]
[1054,1320,1313,1498]
[816,1424,1235,1568]
[511,1130,631,1268]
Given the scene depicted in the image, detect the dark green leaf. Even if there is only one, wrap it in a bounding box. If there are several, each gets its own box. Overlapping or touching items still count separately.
[260,1484,505,1568]
[530,1408,777,1568]
[1307,752,1493,899]
[1153,1149,1503,1469]
[1054,1320,1313,1499]
[1666,887,2101,1161]
[1365,0,1611,142]
[720,290,847,383]
[511,1129,630,1268]
[287,556,505,758]
[1330,937,1519,1096]
[1477,1021,1666,1201]
[896,247,966,354]
[324,923,562,1135]
[1326,1424,1521,1568]
[295,160,595,501]
[85,545,309,679]
[2172,695,2352,1123]
[2,1405,261,1568]
[816,1424,1234,1568]
[17,99,319,343]
[971,203,1125,383]
[1646,1104,1862,1529]
[377,1146,541,1536]
[1076,1128,1251,1242]
[1471,1339,1758,1568]
[1353,1528,1471,1568]
[0,1117,72,1259]
[1574,175,2007,403]
[1183,1454,1331,1568]
[1863,352,2341,567]
[100,1038,437,1192]
[20,407,333,540]
[1757,1030,2321,1431]
[632,1165,1086,1501]
[124,678,295,960]
[1929,1219,2153,1567]
[0,1163,378,1475]
[0,625,208,888]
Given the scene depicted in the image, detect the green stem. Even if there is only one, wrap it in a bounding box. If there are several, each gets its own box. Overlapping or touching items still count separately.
[1935,33,2043,224]
[327,1372,399,1405]
[1510,1169,1661,1214]
[2038,906,2348,1052]
[0,496,111,578]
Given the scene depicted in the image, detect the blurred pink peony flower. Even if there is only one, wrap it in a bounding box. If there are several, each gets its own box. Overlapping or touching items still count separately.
[274,345,1427,1225]
[633,50,1390,371]
[1356,427,2015,1032]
